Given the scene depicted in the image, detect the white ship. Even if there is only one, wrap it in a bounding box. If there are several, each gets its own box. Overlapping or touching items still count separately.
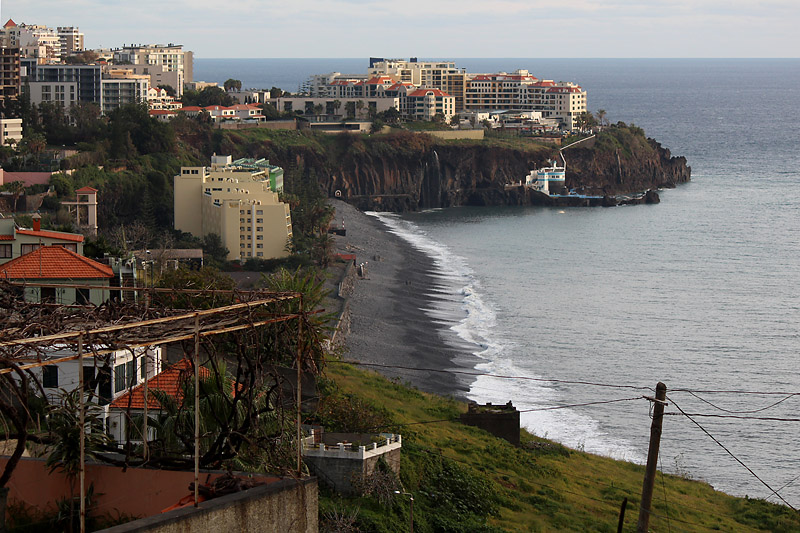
[525,152,566,195]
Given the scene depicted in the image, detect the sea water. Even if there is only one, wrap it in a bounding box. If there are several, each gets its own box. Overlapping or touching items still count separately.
[197,58,800,505]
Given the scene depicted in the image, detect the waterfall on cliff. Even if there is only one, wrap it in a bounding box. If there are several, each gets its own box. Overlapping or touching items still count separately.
[420,150,443,209]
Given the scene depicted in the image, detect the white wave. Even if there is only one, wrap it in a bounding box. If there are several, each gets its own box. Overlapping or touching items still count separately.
[366,211,641,463]
[367,212,501,360]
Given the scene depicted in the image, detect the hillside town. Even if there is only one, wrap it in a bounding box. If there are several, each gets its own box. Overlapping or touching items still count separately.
[1,14,785,533]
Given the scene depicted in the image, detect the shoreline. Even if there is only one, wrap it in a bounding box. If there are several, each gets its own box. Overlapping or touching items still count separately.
[330,199,479,399]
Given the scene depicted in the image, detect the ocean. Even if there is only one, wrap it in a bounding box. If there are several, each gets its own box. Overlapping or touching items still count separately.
[195,58,800,505]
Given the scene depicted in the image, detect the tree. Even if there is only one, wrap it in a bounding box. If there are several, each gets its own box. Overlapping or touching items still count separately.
[596,109,607,126]
[332,99,342,117]
[202,233,230,269]
[269,86,284,99]
[224,78,242,92]
[344,101,356,119]
[63,50,99,64]
[355,100,365,118]
[157,84,176,97]
[313,103,324,119]
[1,181,25,212]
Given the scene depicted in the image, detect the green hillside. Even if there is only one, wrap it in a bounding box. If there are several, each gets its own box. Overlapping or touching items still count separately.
[318,361,800,532]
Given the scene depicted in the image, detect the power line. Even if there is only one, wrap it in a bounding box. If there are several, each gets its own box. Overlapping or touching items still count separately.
[681,390,798,414]
[664,412,800,423]
[667,396,796,511]
[330,359,653,391]
[354,396,645,433]
[330,359,800,398]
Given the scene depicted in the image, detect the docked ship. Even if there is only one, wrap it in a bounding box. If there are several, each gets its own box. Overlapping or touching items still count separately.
[524,152,566,195]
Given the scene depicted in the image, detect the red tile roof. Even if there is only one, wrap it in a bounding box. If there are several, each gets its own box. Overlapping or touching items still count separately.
[181,106,203,111]
[408,88,452,98]
[149,110,176,115]
[110,359,210,409]
[0,235,13,241]
[76,186,98,193]
[0,246,113,280]
[4,19,16,28]
[16,229,84,242]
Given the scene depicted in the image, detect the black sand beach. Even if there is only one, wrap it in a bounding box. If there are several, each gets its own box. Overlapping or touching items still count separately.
[330,200,478,398]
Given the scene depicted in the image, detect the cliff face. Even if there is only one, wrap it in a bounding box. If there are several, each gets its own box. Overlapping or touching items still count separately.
[291,127,689,212]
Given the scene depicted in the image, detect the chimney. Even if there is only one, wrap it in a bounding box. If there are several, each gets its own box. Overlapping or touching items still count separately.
[32,213,41,231]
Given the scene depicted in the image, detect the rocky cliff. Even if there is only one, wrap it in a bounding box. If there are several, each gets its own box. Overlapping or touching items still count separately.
[308,126,690,212]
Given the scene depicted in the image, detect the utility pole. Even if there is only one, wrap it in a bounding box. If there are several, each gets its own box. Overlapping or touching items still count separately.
[637,382,667,533]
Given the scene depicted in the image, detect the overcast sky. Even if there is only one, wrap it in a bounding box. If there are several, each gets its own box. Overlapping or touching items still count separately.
[1,0,798,59]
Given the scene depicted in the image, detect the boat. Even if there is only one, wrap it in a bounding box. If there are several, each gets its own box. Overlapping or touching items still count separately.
[524,152,566,195]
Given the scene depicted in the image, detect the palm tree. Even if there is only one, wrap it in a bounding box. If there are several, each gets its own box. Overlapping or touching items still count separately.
[332,99,342,118]
[596,109,607,127]
[356,100,365,118]
[3,180,25,212]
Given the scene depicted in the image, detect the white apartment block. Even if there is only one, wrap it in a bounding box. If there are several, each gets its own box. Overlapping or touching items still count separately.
[57,26,84,55]
[407,89,456,122]
[101,69,150,114]
[174,156,292,261]
[19,24,62,63]
[0,118,23,146]
[112,44,192,96]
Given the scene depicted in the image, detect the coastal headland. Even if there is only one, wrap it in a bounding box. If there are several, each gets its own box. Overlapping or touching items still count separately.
[213,125,690,213]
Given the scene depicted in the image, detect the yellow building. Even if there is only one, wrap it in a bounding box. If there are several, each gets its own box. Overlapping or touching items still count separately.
[174,156,292,261]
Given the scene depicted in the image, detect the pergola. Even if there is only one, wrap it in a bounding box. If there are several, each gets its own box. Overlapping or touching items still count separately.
[0,280,315,532]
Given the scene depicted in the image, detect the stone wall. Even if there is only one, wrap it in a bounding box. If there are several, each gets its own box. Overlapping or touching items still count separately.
[99,477,318,533]
[460,402,520,446]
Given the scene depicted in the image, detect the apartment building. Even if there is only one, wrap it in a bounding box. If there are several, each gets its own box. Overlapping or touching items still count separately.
[0,118,23,145]
[24,59,101,103]
[274,95,400,119]
[407,89,456,122]
[112,44,192,96]
[101,68,150,114]
[369,58,468,111]
[174,155,292,261]
[0,46,20,100]
[17,24,62,63]
[57,26,84,55]
[464,70,587,130]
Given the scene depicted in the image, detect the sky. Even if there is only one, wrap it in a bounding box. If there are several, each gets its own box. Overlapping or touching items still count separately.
[1,0,798,59]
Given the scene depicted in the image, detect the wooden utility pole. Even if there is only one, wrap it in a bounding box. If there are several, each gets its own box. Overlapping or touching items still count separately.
[193,314,200,507]
[78,334,85,533]
[617,497,627,533]
[296,296,304,477]
[637,382,667,533]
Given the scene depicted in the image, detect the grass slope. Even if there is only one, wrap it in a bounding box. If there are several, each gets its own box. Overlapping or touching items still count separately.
[322,362,800,532]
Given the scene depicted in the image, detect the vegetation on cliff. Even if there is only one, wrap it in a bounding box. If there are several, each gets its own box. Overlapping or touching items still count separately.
[317,362,800,532]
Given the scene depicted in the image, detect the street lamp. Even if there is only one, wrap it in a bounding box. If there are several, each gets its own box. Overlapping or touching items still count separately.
[394,491,414,533]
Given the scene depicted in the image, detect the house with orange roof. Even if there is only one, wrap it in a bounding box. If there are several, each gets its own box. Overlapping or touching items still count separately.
[106,358,204,443]
[0,215,85,265]
[0,244,113,305]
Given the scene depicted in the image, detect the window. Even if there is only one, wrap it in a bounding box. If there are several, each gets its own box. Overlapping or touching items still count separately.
[42,365,58,388]
[256,218,263,223]
[76,287,90,305]
[41,287,56,303]
[127,359,136,386]
[0,244,10,258]
[256,235,263,240]
[21,243,41,255]
[83,366,95,392]
[114,364,126,393]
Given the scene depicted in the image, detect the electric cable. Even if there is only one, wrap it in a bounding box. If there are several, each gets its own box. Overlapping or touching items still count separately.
[667,396,796,510]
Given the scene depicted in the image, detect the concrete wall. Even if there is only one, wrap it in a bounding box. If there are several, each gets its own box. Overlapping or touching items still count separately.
[460,402,520,446]
[425,130,485,141]
[0,457,276,519]
[216,120,298,131]
[99,477,318,533]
